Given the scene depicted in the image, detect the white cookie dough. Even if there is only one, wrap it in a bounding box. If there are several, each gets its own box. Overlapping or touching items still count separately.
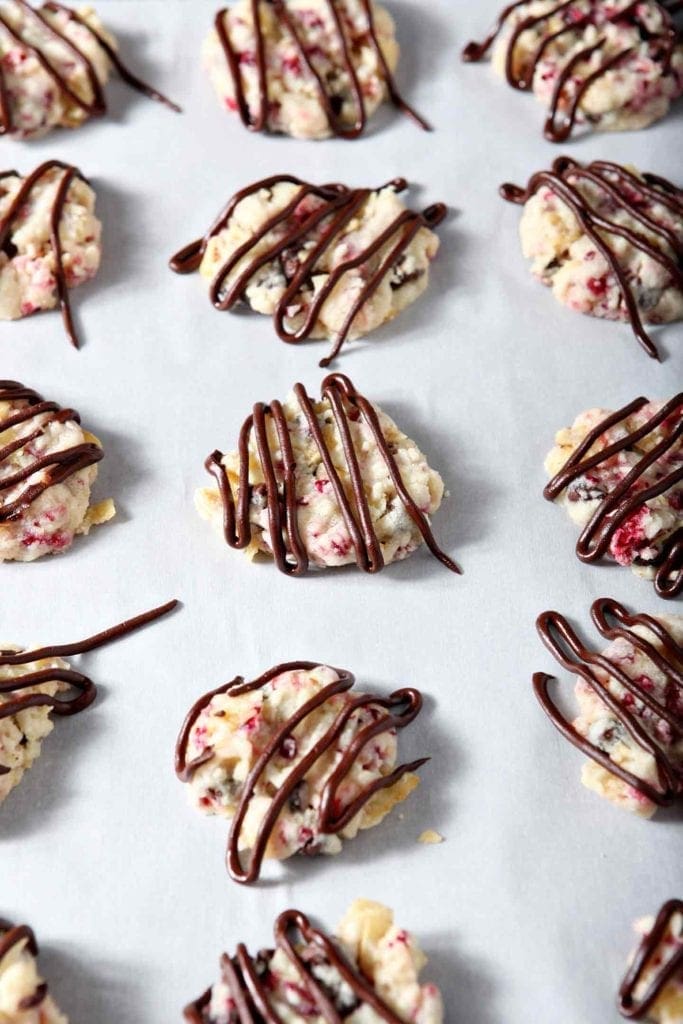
[197,178,441,350]
[181,664,421,870]
[0,165,101,326]
[0,923,67,1023]
[203,0,400,138]
[199,900,443,1024]
[0,2,115,140]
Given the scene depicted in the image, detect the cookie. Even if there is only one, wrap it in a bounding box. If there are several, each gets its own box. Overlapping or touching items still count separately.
[0,0,180,140]
[500,157,683,360]
[195,373,460,576]
[184,900,443,1023]
[533,598,682,818]
[463,0,683,142]
[170,175,445,366]
[618,900,683,1021]
[0,600,177,803]
[0,381,114,561]
[0,920,67,1023]
[202,0,428,139]
[0,162,102,348]
[544,395,682,597]
[176,661,426,883]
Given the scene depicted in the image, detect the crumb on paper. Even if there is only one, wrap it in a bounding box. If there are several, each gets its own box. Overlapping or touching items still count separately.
[418,829,444,845]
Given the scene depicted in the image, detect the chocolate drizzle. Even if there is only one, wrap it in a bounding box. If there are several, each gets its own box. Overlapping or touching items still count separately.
[0,162,97,348]
[169,174,446,366]
[176,661,426,884]
[462,0,681,142]
[533,597,683,807]
[543,394,683,597]
[618,899,683,1019]
[0,599,178,776]
[213,0,429,138]
[0,379,103,520]
[184,907,405,1023]
[201,372,460,576]
[500,157,683,361]
[0,0,180,136]
[0,920,47,1010]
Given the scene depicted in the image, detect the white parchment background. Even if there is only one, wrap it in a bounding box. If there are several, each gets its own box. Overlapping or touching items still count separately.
[2,1,681,1020]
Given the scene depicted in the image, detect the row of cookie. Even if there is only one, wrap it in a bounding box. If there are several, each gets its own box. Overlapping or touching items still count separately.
[2,157,680,361]
[3,897,681,1019]
[1,376,680,596]
[5,0,680,146]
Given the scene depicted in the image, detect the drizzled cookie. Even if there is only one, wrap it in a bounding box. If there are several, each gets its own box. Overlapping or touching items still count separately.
[544,396,682,597]
[533,598,682,817]
[170,175,445,366]
[202,0,428,139]
[0,601,177,803]
[0,920,67,1023]
[0,162,102,347]
[463,0,683,142]
[0,0,180,140]
[618,900,683,1021]
[500,158,682,360]
[196,373,460,576]
[176,662,427,883]
[184,900,443,1023]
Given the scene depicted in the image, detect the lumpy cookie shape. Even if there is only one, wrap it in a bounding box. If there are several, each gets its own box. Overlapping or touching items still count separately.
[176,662,427,884]
[0,161,102,348]
[533,598,682,817]
[619,900,683,1021]
[202,0,429,139]
[0,381,113,561]
[462,0,683,142]
[195,373,460,576]
[0,921,67,1023]
[0,601,177,804]
[500,157,683,361]
[184,900,443,1023]
[0,0,180,140]
[170,175,445,367]
[544,395,683,597]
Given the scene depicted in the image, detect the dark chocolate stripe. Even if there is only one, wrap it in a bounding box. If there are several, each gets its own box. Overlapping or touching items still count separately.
[0,921,46,1010]
[169,174,445,366]
[0,379,102,520]
[213,0,429,138]
[184,908,406,1023]
[201,373,460,576]
[542,393,683,597]
[0,0,180,135]
[0,600,178,775]
[462,0,680,141]
[500,157,683,360]
[176,661,426,884]
[533,598,683,806]
[618,899,683,1018]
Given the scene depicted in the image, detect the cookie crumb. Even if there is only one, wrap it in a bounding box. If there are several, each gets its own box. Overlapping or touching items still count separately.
[418,829,444,845]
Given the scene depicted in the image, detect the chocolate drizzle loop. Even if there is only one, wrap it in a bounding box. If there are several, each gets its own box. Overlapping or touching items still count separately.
[169,174,446,366]
[618,899,683,1019]
[533,598,683,806]
[0,0,180,136]
[184,908,405,1024]
[0,163,94,349]
[462,0,680,142]
[203,373,460,576]
[214,0,430,138]
[543,393,683,597]
[176,661,426,884]
[0,379,103,521]
[0,921,47,1010]
[0,599,178,776]
[500,158,683,361]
